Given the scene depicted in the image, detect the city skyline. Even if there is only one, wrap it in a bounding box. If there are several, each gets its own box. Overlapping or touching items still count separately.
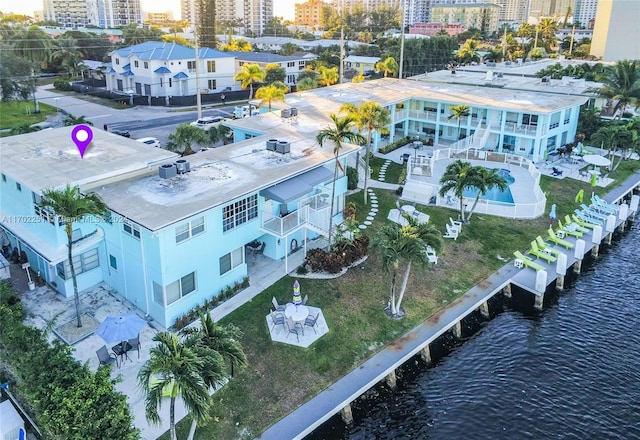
[0,0,300,20]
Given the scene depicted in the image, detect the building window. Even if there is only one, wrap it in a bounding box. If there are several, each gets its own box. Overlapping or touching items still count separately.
[208,79,217,89]
[207,60,216,73]
[16,182,21,191]
[56,248,100,279]
[115,58,119,65]
[219,247,244,275]
[109,254,117,270]
[169,78,172,87]
[187,60,196,71]
[144,61,148,69]
[222,195,258,232]
[163,272,196,305]
[175,216,205,243]
[287,74,295,84]
[1,174,5,182]
[134,60,139,68]
[123,221,141,239]
[522,114,538,126]
[287,61,295,67]
[160,78,163,87]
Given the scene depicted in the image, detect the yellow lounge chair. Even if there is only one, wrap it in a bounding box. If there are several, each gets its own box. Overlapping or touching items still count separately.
[547,227,574,249]
[564,215,589,233]
[529,240,557,263]
[513,251,545,272]
[535,236,562,257]
[572,213,597,229]
[557,219,583,238]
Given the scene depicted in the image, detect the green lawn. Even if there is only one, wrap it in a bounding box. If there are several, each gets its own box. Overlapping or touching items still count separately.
[0,101,57,131]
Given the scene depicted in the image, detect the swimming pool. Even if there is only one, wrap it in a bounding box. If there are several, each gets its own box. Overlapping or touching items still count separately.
[463,168,515,204]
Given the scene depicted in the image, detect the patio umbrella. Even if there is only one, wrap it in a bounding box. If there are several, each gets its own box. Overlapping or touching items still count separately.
[582,154,611,167]
[95,312,147,344]
[292,280,302,306]
[549,204,557,219]
[575,142,583,155]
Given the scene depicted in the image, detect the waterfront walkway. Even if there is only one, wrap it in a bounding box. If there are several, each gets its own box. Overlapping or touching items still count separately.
[259,171,640,440]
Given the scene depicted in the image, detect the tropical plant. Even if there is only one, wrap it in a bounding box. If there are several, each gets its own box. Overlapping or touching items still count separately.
[51,36,83,77]
[254,81,288,111]
[317,65,339,87]
[316,114,365,245]
[340,101,391,204]
[63,114,93,126]
[457,39,481,64]
[233,63,266,100]
[40,185,107,327]
[591,60,640,119]
[263,63,286,84]
[296,76,318,91]
[375,56,399,78]
[0,43,36,102]
[447,104,470,140]
[12,26,51,67]
[590,124,630,170]
[138,331,226,440]
[373,217,442,318]
[438,160,475,222]
[465,167,509,221]
[166,123,211,156]
[537,18,559,49]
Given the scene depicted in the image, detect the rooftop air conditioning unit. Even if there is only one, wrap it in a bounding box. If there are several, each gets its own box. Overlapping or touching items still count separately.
[174,159,190,174]
[281,108,291,118]
[266,139,277,151]
[290,107,298,117]
[159,164,177,179]
[276,140,290,154]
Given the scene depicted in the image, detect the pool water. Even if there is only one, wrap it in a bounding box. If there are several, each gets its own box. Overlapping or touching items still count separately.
[463,168,515,204]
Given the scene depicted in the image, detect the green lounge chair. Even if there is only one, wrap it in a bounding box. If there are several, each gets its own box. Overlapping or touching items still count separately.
[572,213,597,229]
[528,240,557,263]
[564,215,589,233]
[547,227,574,249]
[535,236,562,257]
[557,219,583,238]
[513,251,545,272]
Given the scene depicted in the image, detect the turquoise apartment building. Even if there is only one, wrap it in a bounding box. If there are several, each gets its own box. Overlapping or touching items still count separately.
[0,78,588,327]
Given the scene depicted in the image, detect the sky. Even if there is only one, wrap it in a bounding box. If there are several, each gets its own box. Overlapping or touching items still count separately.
[0,0,300,20]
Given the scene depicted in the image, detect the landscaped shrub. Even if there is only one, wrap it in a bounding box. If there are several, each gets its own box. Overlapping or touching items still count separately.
[346,166,358,190]
[303,235,370,274]
[0,281,139,440]
[53,79,72,91]
[172,276,250,330]
[379,136,429,154]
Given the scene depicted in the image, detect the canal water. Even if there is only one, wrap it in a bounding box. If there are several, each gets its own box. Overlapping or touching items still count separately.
[307,225,640,439]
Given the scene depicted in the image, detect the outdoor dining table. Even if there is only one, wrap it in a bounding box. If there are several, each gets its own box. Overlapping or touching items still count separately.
[112,341,132,365]
[401,205,416,215]
[284,303,309,324]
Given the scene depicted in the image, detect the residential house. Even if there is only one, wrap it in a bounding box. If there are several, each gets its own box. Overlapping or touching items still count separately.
[105,42,236,97]
[343,55,381,76]
[228,52,317,87]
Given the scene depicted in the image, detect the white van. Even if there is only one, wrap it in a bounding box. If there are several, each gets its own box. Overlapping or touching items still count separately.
[233,104,258,119]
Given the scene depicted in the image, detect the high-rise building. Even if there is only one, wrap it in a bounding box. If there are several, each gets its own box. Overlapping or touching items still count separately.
[181,0,271,36]
[295,0,325,27]
[574,0,599,27]
[493,0,528,23]
[431,2,502,34]
[42,0,142,29]
[527,0,574,19]
[591,0,640,61]
[330,0,430,26]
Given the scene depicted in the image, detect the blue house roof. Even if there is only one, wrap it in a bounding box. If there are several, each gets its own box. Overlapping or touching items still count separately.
[120,71,134,76]
[173,72,189,79]
[112,42,233,61]
[154,66,171,73]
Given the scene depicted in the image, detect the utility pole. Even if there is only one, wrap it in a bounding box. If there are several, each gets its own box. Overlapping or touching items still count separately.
[194,29,202,119]
[339,0,344,83]
[398,2,405,79]
[569,24,576,56]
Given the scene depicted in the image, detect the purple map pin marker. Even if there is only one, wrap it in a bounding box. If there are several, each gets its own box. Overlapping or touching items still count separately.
[71,125,93,158]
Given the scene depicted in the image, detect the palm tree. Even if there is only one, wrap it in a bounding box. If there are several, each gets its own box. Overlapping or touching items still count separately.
[375,56,399,78]
[52,36,83,77]
[537,18,559,49]
[254,81,288,111]
[373,218,442,318]
[438,160,475,222]
[465,167,508,222]
[590,124,628,170]
[316,114,365,245]
[138,331,226,440]
[457,39,480,64]
[296,77,318,91]
[593,60,640,119]
[317,66,339,87]
[340,101,391,204]
[233,63,266,100]
[181,313,248,378]
[13,27,51,67]
[166,123,212,156]
[448,104,470,140]
[40,185,107,327]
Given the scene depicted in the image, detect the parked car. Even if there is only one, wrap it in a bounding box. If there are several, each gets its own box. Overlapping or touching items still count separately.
[233,104,258,119]
[111,129,131,138]
[136,137,161,148]
[190,116,227,130]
